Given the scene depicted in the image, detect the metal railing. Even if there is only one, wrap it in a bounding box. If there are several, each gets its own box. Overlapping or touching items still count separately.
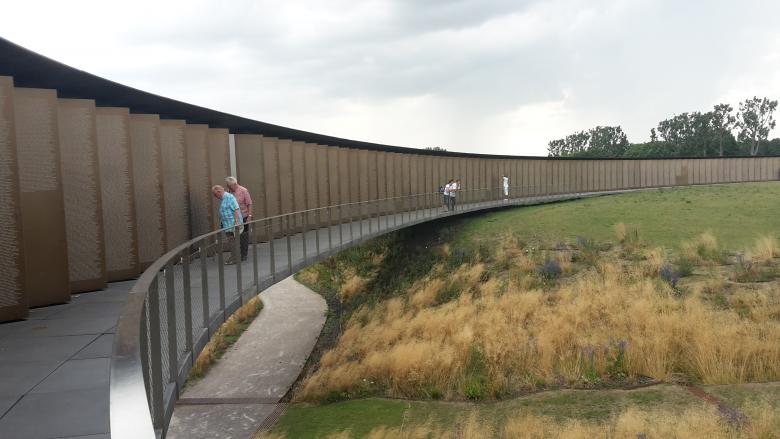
[110,184,610,438]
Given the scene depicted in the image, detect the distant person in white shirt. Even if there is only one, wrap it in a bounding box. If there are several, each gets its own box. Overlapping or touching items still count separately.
[450,179,461,210]
[503,175,509,200]
[443,179,454,211]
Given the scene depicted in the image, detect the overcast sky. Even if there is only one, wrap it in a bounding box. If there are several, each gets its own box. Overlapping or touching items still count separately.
[3,0,780,156]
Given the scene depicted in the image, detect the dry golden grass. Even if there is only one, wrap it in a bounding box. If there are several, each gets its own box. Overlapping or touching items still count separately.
[614,222,627,243]
[298,250,780,400]
[752,235,779,265]
[642,247,665,276]
[339,269,371,302]
[682,232,724,265]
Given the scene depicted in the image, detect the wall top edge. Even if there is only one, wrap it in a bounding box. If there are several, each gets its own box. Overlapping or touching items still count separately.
[2,39,779,162]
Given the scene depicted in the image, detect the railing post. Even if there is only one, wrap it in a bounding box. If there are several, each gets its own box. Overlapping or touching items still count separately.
[269,218,276,282]
[199,239,209,328]
[285,215,293,274]
[216,232,226,317]
[252,222,259,289]
[338,205,344,246]
[315,209,321,256]
[327,207,333,252]
[147,279,164,429]
[164,260,178,387]
[301,211,308,262]
[182,250,192,354]
[234,224,242,297]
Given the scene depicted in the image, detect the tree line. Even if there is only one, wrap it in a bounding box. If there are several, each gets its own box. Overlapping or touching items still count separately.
[547,97,779,158]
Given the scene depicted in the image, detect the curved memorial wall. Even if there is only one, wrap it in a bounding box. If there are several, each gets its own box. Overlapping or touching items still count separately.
[1,37,780,321]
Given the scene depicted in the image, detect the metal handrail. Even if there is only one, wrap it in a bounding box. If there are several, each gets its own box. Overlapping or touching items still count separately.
[110,183,580,438]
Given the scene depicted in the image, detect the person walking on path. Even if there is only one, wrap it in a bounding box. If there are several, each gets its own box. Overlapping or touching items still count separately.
[503,175,510,201]
[212,185,243,265]
[226,176,253,261]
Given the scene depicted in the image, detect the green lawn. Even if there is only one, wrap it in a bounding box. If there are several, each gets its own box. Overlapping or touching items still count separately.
[457,182,780,250]
[270,385,709,438]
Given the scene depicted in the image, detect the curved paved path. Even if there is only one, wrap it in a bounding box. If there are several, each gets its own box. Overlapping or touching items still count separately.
[166,277,326,439]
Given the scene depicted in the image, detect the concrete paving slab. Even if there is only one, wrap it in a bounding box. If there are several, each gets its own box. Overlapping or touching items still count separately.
[2,317,117,338]
[30,358,110,394]
[45,302,123,320]
[0,396,20,418]
[0,335,98,363]
[0,361,62,396]
[167,404,277,439]
[72,335,113,360]
[26,304,73,321]
[0,388,109,439]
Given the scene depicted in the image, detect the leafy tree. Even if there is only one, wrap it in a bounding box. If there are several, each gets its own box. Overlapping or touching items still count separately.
[655,112,717,156]
[736,97,777,156]
[547,126,627,157]
[425,146,448,151]
[711,104,737,156]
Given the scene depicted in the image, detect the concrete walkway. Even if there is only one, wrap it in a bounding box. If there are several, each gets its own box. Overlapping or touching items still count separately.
[166,277,326,439]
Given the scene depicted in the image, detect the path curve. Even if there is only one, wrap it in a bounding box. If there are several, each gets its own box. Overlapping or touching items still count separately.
[166,277,326,439]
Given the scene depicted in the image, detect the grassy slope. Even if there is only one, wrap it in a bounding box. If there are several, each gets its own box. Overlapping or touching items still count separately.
[274,182,780,438]
[457,182,780,250]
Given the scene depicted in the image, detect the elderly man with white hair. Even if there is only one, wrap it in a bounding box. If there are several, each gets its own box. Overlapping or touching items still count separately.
[212,184,243,265]
[225,176,253,261]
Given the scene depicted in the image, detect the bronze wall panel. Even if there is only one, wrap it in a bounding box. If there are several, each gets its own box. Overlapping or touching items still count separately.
[95,108,138,281]
[14,87,69,306]
[277,140,294,215]
[316,145,329,220]
[234,134,263,219]
[367,150,378,206]
[208,128,230,229]
[394,153,405,211]
[290,141,306,228]
[338,148,351,220]
[185,124,212,239]
[129,114,167,269]
[304,143,319,225]
[261,137,280,223]
[348,148,360,217]
[159,120,190,249]
[376,152,387,212]
[58,98,106,293]
[386,152,397,214]
[0,76,26,321]
[424,155,434,207]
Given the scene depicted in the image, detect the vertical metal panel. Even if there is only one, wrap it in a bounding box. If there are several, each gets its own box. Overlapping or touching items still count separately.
[234,134,264,224]
[0,76,26,321]
[432,155,442,206]
[95,108,138,281]
[58,98,106,293]
[208,128,230,229]
[402,154,412,210]
[129,114,167,270]
[316,145,329,212]
[159,120,189,249]
[261,137,280,224]
[347,148,360,217]
[338,148,351,219]
[359,149,370,203]
[184,124,212,239]
[367,150,378,204]
[424,155,433,207]
[277,140,294,215]
[326,146,339,208]
[14,87,70,306]
[304,143,320,225]
[386,152,397,213]
[376,151,387,211]
[290,141,306,227]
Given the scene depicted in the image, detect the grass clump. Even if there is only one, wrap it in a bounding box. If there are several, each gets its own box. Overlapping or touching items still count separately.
[188,296,263,380]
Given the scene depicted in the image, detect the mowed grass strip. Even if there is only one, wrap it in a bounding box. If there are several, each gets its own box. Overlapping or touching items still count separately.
[268,385,706,438]
[457,182,780,250]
